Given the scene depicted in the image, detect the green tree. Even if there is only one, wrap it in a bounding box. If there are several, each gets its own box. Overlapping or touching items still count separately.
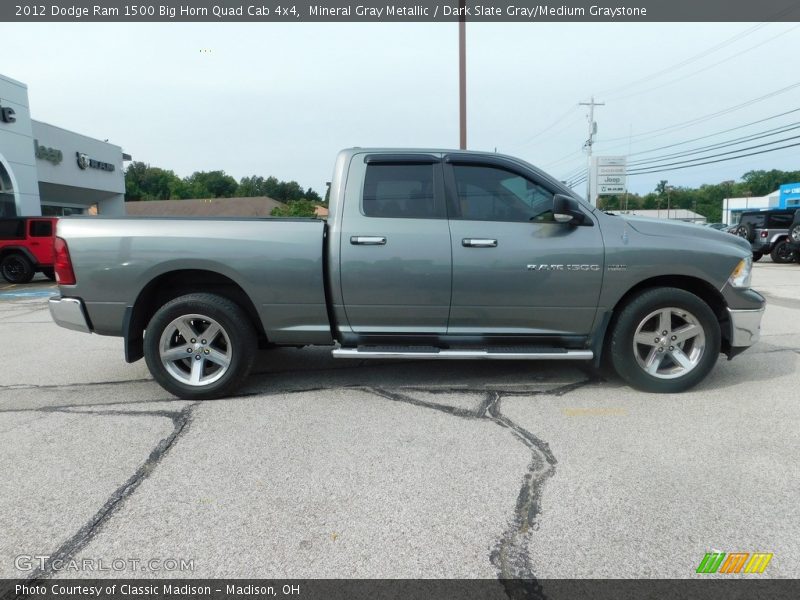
[124,162,183,201]
[270,199,319,217]
[184,170,238,198]
[740,169,800,197]
[237,175,266,197]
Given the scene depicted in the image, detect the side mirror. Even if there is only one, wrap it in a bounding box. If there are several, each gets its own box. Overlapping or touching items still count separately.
[552,194,585,225]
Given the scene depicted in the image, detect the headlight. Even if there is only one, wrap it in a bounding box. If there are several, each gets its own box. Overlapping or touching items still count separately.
[728,257,752,289]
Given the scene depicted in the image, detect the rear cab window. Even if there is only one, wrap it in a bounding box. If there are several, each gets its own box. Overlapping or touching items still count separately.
[362,162,444,219]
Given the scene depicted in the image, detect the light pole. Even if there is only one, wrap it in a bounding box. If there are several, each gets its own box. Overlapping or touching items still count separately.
[459,2,466,150]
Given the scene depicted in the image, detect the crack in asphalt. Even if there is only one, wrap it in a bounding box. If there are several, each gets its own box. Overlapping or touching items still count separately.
[9,403,198,589]
[368,380,596,598]
[0,378,154,392]
[2,374,600,598]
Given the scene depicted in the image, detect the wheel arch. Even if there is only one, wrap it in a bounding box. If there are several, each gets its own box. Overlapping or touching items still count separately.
[0,246,37,265]
[124,269,267,363]
[596,275,730,365]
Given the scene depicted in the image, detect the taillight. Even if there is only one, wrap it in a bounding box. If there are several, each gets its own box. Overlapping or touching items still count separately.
[760,230,768,238]
[54,237,76,285]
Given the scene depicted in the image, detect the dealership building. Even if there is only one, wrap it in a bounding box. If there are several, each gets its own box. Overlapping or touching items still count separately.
[0,73,127,217]
[723,184,800,226]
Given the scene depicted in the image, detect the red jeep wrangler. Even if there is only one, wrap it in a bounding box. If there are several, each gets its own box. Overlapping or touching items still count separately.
[0,217,58,283]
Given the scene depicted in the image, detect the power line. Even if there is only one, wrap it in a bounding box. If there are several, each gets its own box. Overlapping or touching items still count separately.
[626,137,800,176]
[626,121,800,166]
[560,164,587,181]
[598,80,800,144]
[567,175,587,188]
[597,23,770,97]
[542,148,584,170]
[626,107,800,157]
[625,142,800,176]
[607,25,800,103]
[515,106,579,148]
[569,176,588,189]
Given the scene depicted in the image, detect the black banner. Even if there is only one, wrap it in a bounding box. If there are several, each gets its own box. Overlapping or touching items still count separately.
[2,579,800,600]
[3,0,800,22]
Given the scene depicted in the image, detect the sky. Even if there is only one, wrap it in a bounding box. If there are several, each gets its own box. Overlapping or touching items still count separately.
[1,21,799,197]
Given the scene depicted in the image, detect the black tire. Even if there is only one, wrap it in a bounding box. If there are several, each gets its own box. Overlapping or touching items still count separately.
[770,240,795,264]
[790,223,800,245]
[1,253,35,284]
[143,293,257,400]
[735,223,755,242]
[610,287,721,393]
[752,252,763,262]
[42,268,56,281]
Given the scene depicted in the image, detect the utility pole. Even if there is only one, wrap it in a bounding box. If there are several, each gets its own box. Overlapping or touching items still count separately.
[579,96,604,205]
[666,185,673,220]
[459,2,467,150]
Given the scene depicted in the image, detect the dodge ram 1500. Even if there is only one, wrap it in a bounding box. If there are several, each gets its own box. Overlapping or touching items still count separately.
[49,148,765,399]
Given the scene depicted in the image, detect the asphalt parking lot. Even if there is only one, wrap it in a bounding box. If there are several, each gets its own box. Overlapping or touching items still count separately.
[1,262,798,581]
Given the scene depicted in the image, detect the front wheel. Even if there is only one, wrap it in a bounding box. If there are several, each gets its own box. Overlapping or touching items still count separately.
[770,240,795,264]
[610,288,720,393]
[144,293,257,400]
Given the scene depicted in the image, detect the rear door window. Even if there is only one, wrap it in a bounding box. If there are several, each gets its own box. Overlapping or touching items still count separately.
[29,220,53,237]
[362,163,443,219]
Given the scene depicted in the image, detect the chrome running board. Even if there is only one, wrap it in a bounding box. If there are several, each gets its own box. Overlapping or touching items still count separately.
[331,346,594,360]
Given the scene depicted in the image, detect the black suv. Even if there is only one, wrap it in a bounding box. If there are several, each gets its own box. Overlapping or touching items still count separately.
[733,208,797,263]
[787,209,800,264]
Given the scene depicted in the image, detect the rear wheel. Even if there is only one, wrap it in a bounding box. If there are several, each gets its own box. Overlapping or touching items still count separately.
[143,293,257,400]
[42,268,56,281]
[610,288,720,393]
[1,253,35,283]
[752,252,763,262]
[770,240,795,264]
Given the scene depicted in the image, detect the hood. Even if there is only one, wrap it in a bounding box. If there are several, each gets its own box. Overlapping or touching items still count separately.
[616,215,751,253]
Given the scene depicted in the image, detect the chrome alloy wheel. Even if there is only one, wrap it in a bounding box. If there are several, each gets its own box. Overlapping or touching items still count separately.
[159,314,231,386]
[632,307,706,380]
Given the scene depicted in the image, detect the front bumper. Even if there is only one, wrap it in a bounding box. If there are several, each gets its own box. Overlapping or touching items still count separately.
[727,306,764,347]
[49,297,91,333]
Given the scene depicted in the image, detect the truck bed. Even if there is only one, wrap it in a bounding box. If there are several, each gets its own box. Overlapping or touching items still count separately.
[57,216,332,344]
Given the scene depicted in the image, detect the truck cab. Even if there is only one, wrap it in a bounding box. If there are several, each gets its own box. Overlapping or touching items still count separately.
[327,150,603,345]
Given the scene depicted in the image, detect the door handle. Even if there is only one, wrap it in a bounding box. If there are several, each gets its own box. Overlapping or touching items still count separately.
[350,236,387,246]
[462,238,497,248]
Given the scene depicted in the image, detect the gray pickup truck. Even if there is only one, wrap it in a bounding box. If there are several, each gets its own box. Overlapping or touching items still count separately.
[50,148,764,399]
